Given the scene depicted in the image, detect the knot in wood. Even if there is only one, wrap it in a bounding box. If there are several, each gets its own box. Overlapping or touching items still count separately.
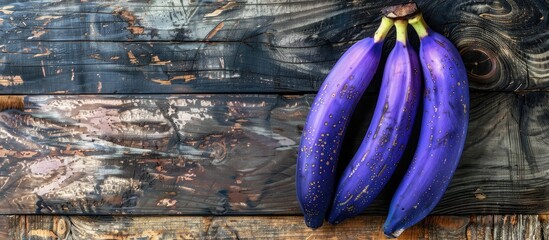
[209,141,227,165]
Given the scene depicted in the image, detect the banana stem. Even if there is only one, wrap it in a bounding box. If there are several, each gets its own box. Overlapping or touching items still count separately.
[408,13,430,38]
[374,17,394,42]
[394,20,408,44]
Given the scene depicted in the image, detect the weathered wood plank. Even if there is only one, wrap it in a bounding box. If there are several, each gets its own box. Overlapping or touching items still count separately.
[0,92,547,215]
[0,215,9,239]
[0,0,547,93]
[6,215,470,239]
[467,215,543,240]
[6,215,547,240]
[1,1,389,43]
[432,92,549,215]
[0,41,323,94]
[541,215,549,240]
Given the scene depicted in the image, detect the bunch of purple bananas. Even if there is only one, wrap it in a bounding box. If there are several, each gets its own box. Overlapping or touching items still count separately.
[295,11,469,238]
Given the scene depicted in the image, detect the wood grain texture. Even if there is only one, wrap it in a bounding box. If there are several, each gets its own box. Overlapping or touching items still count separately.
[0,0,547,93]
[5,215,470,240]
[5,214,547,240]
[0,92,547,215]
[541,215,549,240]
[0,216,9,239]
[467,215,543,240]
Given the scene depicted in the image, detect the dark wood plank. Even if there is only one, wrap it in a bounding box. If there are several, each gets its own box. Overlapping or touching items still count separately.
[0,0,547,93]
[0,0,381,94]
[0,94,306,214]
[0,41,324,94]
[431,92,549,215]
[0,92,547,215]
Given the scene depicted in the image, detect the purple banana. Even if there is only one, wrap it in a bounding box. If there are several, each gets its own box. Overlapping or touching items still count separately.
[383,13,470,238]
[328,19,421,224]
[296,17,393,228]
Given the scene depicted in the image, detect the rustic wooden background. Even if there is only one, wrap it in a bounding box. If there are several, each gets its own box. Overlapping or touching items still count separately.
[0,0,548,238]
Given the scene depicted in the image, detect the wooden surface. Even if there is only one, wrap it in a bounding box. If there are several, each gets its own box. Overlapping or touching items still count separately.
[0,92,546,215]
[1,215,546,239]
[0,0,547,93]
[0,0,548,238]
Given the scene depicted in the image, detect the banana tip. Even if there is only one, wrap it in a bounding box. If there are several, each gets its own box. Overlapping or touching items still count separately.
[327,217,341,225]
[384,228,404,239]
[304,216,324,229]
